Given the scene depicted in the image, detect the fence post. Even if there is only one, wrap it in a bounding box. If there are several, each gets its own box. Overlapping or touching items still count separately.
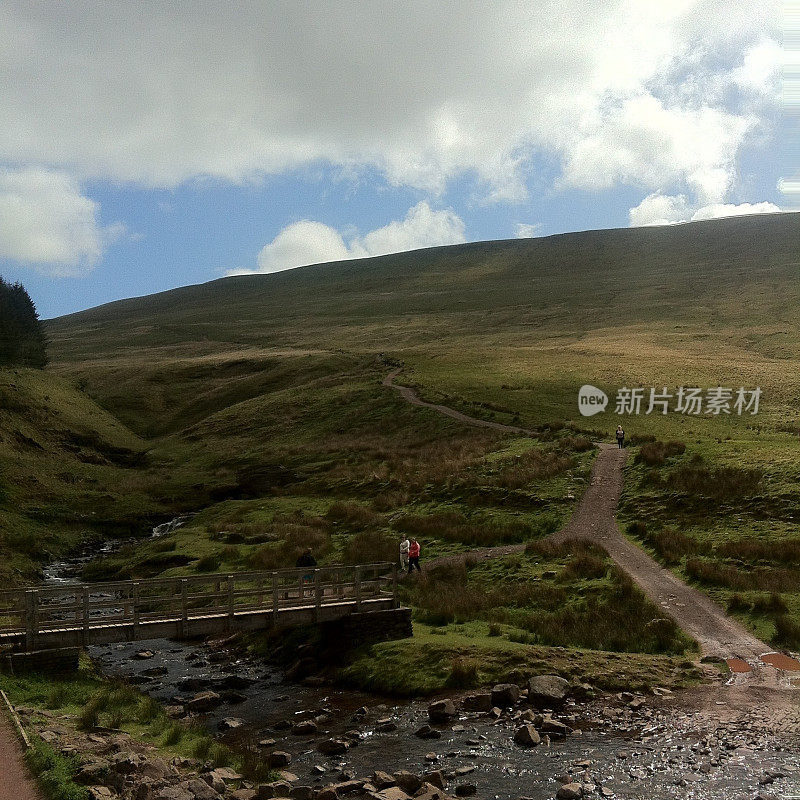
[272,572,278,623]
[392,562,398,608]
[82,586,90,647]
[25,590,37,650]
[180,579,188,638]
[133,582,140,640]
[314,569,322,621]
[227,575,235,629]
[354,566,362,613]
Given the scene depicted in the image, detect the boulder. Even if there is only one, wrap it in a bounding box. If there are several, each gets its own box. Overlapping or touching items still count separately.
[421,772,445,790]
[527,675,569,708]
[291,721,318,735]
[415,725,442,740]
[289,788,314,800]
[181,779,221,800]
[268,752,292,768]
[257,782,293,799]
[455,785,476,797]
[371,772,396,790]
[491,683,520,708]
[186,691,222,713]
[513,725,541,747]
[373,789,410,800]
[316,739,349,756]
[541,717,571,739]
[218,717,245,731]
[555,784,583,800]
[315,788,339,800]
[393,772,423,795]
[427,699,456,723]
[461,693,492,713]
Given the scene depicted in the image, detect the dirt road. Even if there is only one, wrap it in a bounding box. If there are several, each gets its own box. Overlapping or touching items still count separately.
[0,706,40,800]
[384,370,798,685]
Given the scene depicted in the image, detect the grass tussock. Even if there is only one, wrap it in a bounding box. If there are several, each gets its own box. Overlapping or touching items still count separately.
[665,460,762,499]
[494,448,574,489]
[685,557,800,593]
[635,440,686,466]
[247,512,332,569]
[392,510,536,546]
[340,530,398,564]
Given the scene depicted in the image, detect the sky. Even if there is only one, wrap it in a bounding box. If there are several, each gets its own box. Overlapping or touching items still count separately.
[0,1,796,319]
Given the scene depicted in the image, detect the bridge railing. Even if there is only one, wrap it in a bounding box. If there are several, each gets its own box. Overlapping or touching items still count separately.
[0,562,397,647]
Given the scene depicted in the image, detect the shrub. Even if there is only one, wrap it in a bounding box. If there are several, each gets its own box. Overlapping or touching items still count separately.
[327,501,379,529]
[718,538,800,565]
[341,531,397,564]
[488,622,502,637]
[773,615,800,649]
[196,553,221,572]
[636,440,686,467]
[667,465,762,499]
[752,593,789,617]
[495,448,574,489]
[727,594,750,613]
[557,553,607,582]
[445,657,479,688]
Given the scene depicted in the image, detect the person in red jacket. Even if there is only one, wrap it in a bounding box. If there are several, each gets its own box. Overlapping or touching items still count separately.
[408,538,421,572]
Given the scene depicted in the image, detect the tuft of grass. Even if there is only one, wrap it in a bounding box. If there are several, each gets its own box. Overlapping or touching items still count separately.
[26,739,89,800]
[445,657,480,688]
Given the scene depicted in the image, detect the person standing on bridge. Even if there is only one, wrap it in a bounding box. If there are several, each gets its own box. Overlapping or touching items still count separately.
[615,425,625,449]
[408,538,421,573]
[399,536,410,572]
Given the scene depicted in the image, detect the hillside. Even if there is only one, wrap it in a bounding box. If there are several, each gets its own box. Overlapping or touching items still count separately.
[6,212,800,655]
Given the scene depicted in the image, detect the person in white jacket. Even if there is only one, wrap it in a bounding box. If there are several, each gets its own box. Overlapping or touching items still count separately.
[399,537,410,572]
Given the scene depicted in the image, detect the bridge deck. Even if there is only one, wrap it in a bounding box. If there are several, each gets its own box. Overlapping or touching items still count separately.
[0,563,398,651]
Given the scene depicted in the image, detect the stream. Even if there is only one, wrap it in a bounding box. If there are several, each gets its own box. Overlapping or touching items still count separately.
[42,523,800,800]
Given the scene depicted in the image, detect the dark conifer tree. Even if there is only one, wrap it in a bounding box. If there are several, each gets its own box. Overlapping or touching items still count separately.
[0,276,48,368]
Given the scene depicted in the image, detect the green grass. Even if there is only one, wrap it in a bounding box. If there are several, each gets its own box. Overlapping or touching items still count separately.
[339,621,704,695]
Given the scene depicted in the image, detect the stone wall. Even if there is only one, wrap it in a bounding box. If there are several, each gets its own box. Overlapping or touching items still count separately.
[1,646,80,674]
[321,606,413,650]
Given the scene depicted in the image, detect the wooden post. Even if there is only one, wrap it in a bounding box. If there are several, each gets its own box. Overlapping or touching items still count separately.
[82,586,90,647]
[25,590,37,650]
[354,566,362,612]
[180,579,188,638]
[272,572,278,623]
[227,575,235,629]
[314,569,322,621]
[392,562,398,608]
[133,582,140,640]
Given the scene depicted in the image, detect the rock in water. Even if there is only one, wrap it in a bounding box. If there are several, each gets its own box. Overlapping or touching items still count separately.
[527,675,569,708]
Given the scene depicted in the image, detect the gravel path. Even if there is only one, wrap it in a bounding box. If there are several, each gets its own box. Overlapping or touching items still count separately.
[385,370,797,686]
[0,707,40,800]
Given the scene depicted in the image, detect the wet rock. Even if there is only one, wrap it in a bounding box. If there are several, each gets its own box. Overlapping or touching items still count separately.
[257,781,293,799]
[141,666,169,677]
[455,784,476,797]
[316,739,349,756]
[415,725,442,740]
[221,690,248,704]
[491,683,520,708]
[268,752,292,768]
[461,693,492,713]
[454,767,474,777]
[425,753,438,762]
[134,650,155,660]
[371,772,396,790]
[165,705,186,719]
[373,789,410,800]
[541,717,571,738]
[555,784,582,800]
[315,788,339,800]
[292,721,319,735]
[182,778,221,800]
[422,772,445,790]
[218,717,245,731]
[75,762,109,785]
[331,780,364,795]
[513,725,541,747]
[215,674,254,691]
[393,771,423,794]
[527,675,569,708]
[289,787,314,800]
[428,700,456,723]
[186,691,222,713]
[375,718,397,732]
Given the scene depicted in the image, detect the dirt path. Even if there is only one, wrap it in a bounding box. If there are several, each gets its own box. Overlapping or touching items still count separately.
[385,370,798,686]
[0,707,40,800]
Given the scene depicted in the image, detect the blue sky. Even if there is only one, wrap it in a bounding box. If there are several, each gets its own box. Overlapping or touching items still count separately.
[0,1,795,319]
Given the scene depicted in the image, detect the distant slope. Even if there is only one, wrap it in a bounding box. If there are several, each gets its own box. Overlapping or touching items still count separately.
[48,213,800,360]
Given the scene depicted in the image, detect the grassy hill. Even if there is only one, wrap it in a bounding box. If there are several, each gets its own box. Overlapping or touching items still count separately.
[3,212,800,676]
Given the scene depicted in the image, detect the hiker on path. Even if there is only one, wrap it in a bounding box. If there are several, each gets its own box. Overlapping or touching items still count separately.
[296,548,317,596]
[408,538,421,573]
[615,425,625,449]
[399,536,410,572]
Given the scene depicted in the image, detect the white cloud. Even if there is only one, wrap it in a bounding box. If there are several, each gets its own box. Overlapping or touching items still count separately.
[515,222,544,238]
[0,1,781,202]
[0,167,121,276]
[629,192,781,226]
[233,201,466,276]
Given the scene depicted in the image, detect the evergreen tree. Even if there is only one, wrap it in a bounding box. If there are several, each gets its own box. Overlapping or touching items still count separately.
[0,276,48,368]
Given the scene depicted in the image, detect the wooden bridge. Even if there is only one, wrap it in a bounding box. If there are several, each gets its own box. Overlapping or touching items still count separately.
[0,563,399,652]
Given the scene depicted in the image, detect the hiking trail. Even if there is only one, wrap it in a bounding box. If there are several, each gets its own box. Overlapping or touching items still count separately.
[384,368,800,687]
